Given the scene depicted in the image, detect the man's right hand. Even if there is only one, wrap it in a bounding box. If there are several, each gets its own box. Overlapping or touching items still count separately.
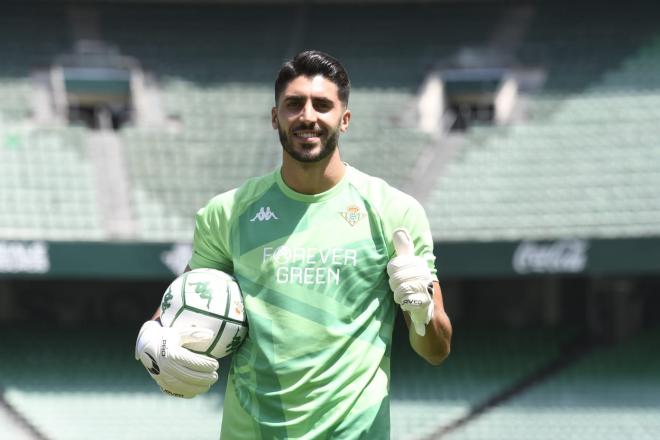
[135,320,219,398]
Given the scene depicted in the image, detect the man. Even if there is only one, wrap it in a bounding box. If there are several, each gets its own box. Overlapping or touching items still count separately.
[135,50,452,439]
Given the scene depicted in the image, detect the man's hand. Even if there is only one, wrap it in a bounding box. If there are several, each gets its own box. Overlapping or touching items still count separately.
[387,228,434,336]
[135,320,219,398]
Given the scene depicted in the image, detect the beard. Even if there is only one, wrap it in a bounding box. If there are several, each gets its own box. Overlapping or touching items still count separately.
[278,124,340,163]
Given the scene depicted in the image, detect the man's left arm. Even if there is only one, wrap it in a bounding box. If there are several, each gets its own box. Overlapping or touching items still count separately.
[402,281,452,365]
[386,225,452,366]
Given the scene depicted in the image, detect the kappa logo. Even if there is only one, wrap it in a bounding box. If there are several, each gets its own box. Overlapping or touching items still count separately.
[226,329,244,353]
[189,280,213,308]
[250,206,279,222]
[339,205,367,227]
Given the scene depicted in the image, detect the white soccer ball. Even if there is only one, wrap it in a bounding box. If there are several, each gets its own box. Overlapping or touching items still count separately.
[159,268,248,359]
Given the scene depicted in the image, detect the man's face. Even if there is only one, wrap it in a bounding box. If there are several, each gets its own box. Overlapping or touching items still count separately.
[272,75,350,163]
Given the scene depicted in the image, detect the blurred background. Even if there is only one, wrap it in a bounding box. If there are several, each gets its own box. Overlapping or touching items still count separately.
[1,0,659,439]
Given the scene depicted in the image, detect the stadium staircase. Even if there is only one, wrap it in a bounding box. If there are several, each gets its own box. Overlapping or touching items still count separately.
[0,390,42,440]
[86,132,136,240]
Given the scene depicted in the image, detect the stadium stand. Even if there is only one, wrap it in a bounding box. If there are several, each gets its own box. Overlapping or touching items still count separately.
[427,2,660,241]
[0,4,106,241]
[300,3,503,86]
[119,83,278,241]
[1,1,660,439]
[1,2,658,243]
[389,325,575,440]
[98,4,302,240]
[91,2,459,240]
[0,322,576,440]
[0,127,104,240]
[0,325,228,440]
[0,4,69,124]
[443,324,660,440]
[0,80,32,123]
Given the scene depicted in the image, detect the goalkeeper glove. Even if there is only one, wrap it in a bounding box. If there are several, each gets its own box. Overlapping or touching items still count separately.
[387,228,434,337]
[135,320,219,398]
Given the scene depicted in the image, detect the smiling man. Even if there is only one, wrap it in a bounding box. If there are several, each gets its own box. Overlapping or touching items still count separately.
[272,53,352,195]
[135,50,452,439]
[274,66,348,165]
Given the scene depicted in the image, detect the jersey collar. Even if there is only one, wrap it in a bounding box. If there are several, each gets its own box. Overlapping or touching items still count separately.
[275,164,351,203]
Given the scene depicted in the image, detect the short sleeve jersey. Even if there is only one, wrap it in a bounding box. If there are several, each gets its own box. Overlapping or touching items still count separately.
[189,165,436,440]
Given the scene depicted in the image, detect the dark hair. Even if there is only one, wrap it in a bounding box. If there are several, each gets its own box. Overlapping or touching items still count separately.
[274,50,350,105]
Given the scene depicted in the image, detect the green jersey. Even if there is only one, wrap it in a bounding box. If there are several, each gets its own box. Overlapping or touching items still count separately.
[189,165,436,439]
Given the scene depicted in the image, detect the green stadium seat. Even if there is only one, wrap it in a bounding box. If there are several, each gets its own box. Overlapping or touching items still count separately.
[444,325,660,440]
[0,324,573,440]
[389,326,572,439]
[0,127,104,240]
[0,326,228,440]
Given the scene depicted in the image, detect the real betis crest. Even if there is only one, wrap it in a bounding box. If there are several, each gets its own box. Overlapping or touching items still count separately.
[339,205,367,226]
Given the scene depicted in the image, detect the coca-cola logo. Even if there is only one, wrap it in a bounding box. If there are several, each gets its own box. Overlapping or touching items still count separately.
[513,239,589,274]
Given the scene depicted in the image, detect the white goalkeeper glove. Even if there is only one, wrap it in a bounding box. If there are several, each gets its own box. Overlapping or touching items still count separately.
[135,320,219,398]
[387,228,434,337]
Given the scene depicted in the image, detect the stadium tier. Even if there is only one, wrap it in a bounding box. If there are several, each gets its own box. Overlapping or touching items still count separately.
[0,127,104,240]
[102,3,452,241]
[0,4,69,120]
[515,1,660,93]
[0,326,227,440]
[0,2,659,243]
[0,80,32,123]
[0,2,505,242]
[0,4,69,75]
[300,3,502,86]
[119,82,279,241]
[1,1,658,243]
[0,4,103,241]
[426,3,660,242]
[443,324,660,440]
[98,4,294,83]
[389,326,573,440]
[427,120,660,240]
[0,324,574,440]
[1,2,660,439]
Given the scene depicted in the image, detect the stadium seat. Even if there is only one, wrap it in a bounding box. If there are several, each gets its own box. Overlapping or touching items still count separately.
[426,30,660,241]
[0,324,573,440]
[443,325,660,440]
[0,127,104,240]
[0,325,227,440]
[389,326,572,439]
